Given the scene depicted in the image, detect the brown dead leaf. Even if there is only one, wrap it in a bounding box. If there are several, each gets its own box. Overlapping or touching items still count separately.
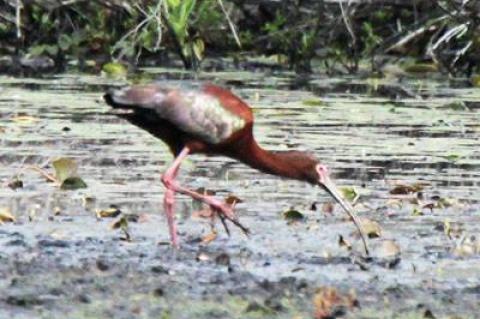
[0,208,16,223]
[201,230,218,244]
[390,182,429,195]
[338,235,352,250]
[313,287,358,319]
[7,177,23,190]
[225,194,243,206]
[96,206,122,218]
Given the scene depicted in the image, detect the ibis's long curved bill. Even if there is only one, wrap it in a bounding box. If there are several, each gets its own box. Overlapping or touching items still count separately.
[320,176,369,256]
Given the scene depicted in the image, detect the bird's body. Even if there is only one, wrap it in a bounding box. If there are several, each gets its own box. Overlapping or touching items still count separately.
[104,83,368,254]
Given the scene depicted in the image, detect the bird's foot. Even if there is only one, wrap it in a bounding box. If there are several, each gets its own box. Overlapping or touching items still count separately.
[209,202,250,236]
[193,197,250,237]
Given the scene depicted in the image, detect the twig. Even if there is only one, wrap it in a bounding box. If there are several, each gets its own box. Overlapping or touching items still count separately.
[385,15,449,53]
[339,0,356,45]
[15,0,22,40]
[217,0,241,48]
[24,165,59,184]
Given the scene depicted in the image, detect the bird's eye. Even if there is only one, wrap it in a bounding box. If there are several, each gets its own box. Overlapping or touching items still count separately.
[316,164,329,176]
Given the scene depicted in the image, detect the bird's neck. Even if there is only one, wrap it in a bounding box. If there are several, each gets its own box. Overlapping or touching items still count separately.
[237,140,318,184]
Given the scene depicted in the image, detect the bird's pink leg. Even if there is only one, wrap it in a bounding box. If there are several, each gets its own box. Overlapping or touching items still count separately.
[161,147,246,248]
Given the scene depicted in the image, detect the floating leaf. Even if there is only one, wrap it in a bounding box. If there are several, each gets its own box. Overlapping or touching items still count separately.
[0,208,16,223]
[390,182,428,195]
[11,115,39,125]
[52,158,87,190]
[96,206,122,218]
[52,158,79,183]
[412,208,424,216]
[283,209,305,222]
[340,187,358,202]
[111,216,131,241]
[404,63,438,74]
[443,154,461,162]
[302,99,324,106]
[60,176,87,190]
[443,220,464,239]
[359,217,382,238]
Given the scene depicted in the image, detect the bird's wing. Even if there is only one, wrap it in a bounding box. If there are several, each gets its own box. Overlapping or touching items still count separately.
[108,84,248,144]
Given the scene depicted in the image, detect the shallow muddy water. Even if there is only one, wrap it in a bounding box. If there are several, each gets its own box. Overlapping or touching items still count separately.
[0,70,479,318]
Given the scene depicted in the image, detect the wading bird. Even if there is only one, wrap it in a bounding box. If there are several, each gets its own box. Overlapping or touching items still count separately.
[104,84,368,254]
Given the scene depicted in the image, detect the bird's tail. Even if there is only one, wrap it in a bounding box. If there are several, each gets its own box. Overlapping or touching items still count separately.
[104,85,168,110]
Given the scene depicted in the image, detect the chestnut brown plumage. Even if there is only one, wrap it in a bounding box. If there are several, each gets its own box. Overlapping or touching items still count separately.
[104,83,369,254]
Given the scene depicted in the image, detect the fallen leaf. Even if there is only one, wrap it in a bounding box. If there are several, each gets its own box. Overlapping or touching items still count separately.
[443,154,461,162]
[52,158,78,183]
[338,235,352,250]
[60,176,87,190]
[11,115,40,125]
[443,220,464,239]
[359,217,382,238]
[283,209,305,223]
[390,182,428,195]
[340,187,358,202]
[201,230,217,244]
[302,99,324,106]
[404,63,438,74]
[111,216,131,241]
[0,208,16,223]
[412,208,424,216]
[7,177,23,190]
[225,194,243,205]
[313,287,358,319]
[96,206,122,218]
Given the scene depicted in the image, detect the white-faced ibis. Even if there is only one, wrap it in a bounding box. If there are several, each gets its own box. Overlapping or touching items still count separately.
[104,83,368,254]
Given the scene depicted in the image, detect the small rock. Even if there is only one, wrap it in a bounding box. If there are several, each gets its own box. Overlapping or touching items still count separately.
[77,294,91,303]
[96,259,110,271]
[153,288,164,297]
[151,265,169,274]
